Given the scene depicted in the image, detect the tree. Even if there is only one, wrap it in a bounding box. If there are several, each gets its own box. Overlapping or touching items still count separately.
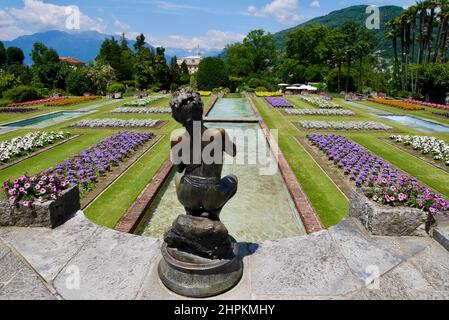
[243,29,277,75]
[154,47,169,89]
[0,73,21,98]
[6,47,25,65]
[87,61,117,95]
[65,68,93,96]
[134,47,155,90]
[0,41,6,68]
[134,33,146,50]
[197,57,229,90]
[119,33,134,81]
[30,43,60,89]
[169,56,181,85]
[96,34,135,81]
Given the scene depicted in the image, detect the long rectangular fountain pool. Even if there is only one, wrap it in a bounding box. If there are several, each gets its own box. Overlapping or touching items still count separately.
[3,111,89,128]
[207,98,256,118]
[378,114,449,133]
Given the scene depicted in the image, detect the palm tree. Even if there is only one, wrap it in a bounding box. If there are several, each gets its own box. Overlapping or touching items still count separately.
[416,1,427,64]
[425,0,438,63]
[437,0,449,61]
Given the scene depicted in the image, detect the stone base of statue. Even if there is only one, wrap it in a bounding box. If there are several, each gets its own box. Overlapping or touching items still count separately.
[158,215,243,298]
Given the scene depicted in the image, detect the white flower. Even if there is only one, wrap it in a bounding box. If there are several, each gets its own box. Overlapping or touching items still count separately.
[300,97,341,109]
[391,135,449,165]
[124,95,167,107]
[70,119,160,128]
[299,121,392,130]
[0,131,67,163]
[285,109,354,116]
[111,107,171,114]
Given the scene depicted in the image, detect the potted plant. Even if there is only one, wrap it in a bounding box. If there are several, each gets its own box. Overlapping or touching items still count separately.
[0,174,80,228]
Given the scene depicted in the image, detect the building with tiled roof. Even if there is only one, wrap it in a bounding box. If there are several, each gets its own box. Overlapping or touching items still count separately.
[59,57,85,66]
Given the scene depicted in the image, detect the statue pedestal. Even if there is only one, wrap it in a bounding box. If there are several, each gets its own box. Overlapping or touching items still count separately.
[158,242,243,298]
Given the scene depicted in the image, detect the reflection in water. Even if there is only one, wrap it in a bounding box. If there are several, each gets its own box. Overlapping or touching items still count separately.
[378,114,449,133]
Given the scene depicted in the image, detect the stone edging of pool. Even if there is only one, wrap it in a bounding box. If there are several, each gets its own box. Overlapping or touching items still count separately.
[0,134,81,171]
[246,94,324,233]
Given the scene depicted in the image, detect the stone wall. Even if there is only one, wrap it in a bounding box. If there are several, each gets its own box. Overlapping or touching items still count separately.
[349,188,428,237]
[0,186,80,228]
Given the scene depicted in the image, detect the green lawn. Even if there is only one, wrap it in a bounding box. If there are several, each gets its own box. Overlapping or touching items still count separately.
[252,97,349,227]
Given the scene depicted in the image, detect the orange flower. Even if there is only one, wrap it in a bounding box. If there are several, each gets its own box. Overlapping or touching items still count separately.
[368,98,425,111]
[44,96,99,107]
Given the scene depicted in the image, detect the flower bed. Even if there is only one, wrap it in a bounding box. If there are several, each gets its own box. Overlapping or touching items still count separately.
[298,121,392,131]
[111,107,171,114]
[0,183,80,228]
[255,92,283,97]
[368,98,425,110]
[299,96,341,109]
[307,134,449,219]
[70,118,160,128]
[285,109,355,116]
[264,97,293,108]
[0,107,39,113]
[198,91,212,97]
[390,135,449,166]
[44,96,99,107]
[405,99,449,111]
[49,131,153,191]
[0,131,70,163]
[9,97,66,107]
[3,173,71,206]
[124,95,166,107]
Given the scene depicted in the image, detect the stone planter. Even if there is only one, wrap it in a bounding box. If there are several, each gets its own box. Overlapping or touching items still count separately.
[349,188,430,237]
[0,186,80,229]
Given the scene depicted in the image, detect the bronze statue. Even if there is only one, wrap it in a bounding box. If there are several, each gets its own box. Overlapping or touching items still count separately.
[170,88,238,222]
[159,88,243,298]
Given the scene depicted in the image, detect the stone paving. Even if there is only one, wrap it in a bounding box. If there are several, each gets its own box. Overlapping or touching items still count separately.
[1,211,449,300]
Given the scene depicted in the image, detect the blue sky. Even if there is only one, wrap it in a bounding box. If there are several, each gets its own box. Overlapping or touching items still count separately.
[0,0,414,50]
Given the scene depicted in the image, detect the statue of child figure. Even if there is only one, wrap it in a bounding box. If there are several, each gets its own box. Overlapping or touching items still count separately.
[170,88,238,222]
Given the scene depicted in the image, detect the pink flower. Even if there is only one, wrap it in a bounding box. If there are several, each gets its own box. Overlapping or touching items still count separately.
[372,195,379,202]
[35,184,41,190]
[40,188,46,195]
[9,196,16,203]
[398,193,407,202]
[24,183,31,189]
[8,189,16,195]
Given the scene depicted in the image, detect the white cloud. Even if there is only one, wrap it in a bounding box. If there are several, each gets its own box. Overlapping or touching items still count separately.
[310,1,320,8]
[247,0,303,25]
[0,9,26,40]
[149,30,245,50]
[0,0,106,40]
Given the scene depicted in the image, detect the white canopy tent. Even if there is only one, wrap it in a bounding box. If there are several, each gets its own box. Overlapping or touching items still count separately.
[305,85,318,91]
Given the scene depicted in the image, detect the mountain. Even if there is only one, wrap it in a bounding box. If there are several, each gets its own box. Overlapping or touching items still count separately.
[1,30,219,65]
[272,5,404,58]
